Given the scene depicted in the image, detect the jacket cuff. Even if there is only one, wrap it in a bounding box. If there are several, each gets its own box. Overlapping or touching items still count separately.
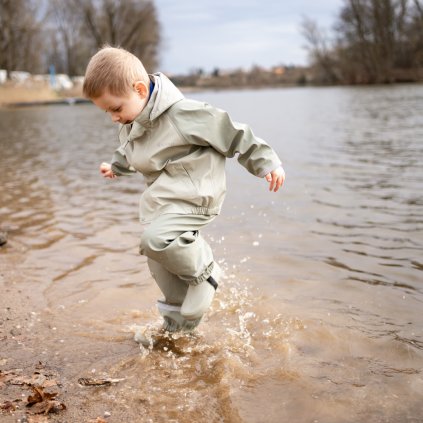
[257,161,282,178]
[111,163,136,176]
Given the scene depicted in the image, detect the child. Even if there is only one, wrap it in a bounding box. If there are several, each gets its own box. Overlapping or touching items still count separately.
[83,46,285,345]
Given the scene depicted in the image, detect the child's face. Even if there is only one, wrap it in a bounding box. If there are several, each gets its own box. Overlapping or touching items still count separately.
[92,83,147,124]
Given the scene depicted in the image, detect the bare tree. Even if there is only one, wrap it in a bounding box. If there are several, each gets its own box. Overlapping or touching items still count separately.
[301,16,339,83]
[335,0,385,83]
[72,0,161,72]
[301,0,423,84]
[334,0,423,83]
[1,0,161,78]
[47,0,90,75]
[0,0,45,77]
[407,0,423,67]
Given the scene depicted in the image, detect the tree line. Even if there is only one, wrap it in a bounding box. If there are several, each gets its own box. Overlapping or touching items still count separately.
[302,0,423,84]
[0,0,160,79]
[2,0,422,85]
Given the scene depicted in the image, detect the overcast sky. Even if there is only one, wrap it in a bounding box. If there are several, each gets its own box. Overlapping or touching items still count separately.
[154,0,344,74]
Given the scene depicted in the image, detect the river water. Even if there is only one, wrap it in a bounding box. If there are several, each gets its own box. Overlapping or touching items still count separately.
[0,84,422,422]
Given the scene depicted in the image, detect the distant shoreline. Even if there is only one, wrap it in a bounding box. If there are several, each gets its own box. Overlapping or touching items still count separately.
[1,80,423,108]
[3,97,91,108]
[0,84,285,108]
[0,83,86,108]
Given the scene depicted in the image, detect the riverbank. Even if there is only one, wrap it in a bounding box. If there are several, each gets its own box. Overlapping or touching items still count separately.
[0,83,201,108]
[0,238,147,423]
[0,83,86,107]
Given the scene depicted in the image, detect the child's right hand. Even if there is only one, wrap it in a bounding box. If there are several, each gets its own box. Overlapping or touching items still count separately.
[100,162,116,179]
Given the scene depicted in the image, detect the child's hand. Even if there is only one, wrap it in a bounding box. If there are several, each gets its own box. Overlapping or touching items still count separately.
[265,166,285,192]
[100,162,116,179]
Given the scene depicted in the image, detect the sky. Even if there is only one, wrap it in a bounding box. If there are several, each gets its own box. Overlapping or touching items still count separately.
[154,0,344,75]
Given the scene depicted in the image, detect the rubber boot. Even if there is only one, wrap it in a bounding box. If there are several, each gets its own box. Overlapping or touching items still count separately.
[158,301,202,331]
[134,301,202,347]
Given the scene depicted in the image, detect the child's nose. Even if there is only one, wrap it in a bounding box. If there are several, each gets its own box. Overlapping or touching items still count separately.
[111,114,120,123]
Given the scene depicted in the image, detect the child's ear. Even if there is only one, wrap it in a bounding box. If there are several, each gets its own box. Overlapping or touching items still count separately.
[133,81,148,98]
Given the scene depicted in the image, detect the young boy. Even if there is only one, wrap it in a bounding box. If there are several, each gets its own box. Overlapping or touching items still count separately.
[83,46,285,345]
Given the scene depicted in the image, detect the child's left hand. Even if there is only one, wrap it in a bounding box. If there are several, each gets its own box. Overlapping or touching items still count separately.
[265,166,285,192]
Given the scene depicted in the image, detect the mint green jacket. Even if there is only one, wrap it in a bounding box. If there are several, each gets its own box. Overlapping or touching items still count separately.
[111,73,282,223]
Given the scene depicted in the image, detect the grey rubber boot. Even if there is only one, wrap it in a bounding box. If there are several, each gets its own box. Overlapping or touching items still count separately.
[181,262,222,320]
[158,301,202,331]
[134,301,202,347]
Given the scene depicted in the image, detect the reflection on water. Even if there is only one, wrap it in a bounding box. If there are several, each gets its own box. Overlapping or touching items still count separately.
[0,84,422,422]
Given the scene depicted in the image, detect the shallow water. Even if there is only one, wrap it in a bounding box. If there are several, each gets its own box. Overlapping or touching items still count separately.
[1,84,422,422]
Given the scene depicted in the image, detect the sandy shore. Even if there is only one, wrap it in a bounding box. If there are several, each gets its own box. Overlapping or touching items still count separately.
[0,84,85,107]
[0,84,241,107]
[0,243,72,422]
[0,238,145,423]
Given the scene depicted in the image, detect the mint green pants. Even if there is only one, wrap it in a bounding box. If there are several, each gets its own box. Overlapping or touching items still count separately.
[139,214,217,303]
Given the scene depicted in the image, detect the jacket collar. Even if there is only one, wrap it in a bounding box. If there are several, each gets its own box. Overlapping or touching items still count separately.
[131,73,184,131]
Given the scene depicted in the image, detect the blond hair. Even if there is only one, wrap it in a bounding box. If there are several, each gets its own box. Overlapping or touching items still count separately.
[83,46,149,98]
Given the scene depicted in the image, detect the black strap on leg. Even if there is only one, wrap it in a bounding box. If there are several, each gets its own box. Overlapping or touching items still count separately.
[207,276,218,290]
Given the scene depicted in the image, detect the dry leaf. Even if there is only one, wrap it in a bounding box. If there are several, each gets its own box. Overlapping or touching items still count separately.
[27,386,56,406]
[1,369,57,388]
[26,386,66,415]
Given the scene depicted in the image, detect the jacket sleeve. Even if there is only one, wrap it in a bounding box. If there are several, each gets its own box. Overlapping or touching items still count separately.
[174,102,282,178]
[110,146,136,176]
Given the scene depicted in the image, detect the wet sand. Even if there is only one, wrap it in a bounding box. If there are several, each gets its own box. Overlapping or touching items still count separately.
[0,231,315,423]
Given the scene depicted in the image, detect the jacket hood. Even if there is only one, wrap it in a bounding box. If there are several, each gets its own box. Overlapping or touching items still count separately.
[133,72,184,127]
